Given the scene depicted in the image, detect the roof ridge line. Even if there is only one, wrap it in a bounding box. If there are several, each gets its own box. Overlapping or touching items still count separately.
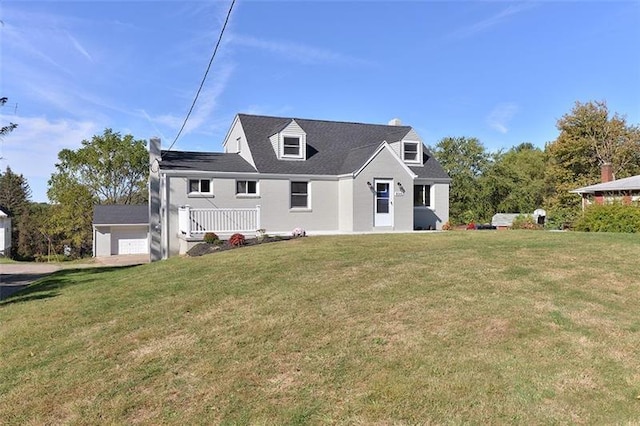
[238,113,412,129]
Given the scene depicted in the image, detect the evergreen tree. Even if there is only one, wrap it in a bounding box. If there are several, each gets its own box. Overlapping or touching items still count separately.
[0,167,32,258]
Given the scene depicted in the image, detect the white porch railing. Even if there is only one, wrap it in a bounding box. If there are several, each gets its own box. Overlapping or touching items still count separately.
[178,205,261,237]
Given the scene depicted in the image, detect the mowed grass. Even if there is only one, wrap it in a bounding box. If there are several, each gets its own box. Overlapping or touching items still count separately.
[1,231,639,424]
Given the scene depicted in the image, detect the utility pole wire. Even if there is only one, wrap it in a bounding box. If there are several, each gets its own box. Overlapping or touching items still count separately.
[163,0,236,156]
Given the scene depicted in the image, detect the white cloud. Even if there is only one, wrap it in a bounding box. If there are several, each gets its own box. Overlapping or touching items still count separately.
[0,115,98,202]
[141,63,235,142]
[487,103,519,134]
[450,3,537,39]
[66,31,93,63]
[227,34,373,67]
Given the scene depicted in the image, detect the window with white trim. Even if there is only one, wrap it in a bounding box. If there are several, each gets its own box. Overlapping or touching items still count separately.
[283,136,302,158]
[414,184,432,208]
[290,181,309,208]
[403,142,419,162]
[236,180,258,195]
[188,178,212,194]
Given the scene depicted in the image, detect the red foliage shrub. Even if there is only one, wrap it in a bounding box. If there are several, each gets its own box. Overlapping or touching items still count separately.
[466,222,476,230]
[229,233,246,247]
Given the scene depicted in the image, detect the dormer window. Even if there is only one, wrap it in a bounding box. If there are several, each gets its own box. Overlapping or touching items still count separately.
[403,142,419,163]
[283,136,302,158]
[273,120,307,160]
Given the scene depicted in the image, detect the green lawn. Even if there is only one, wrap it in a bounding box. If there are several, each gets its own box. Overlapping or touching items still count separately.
[1,231,639,424]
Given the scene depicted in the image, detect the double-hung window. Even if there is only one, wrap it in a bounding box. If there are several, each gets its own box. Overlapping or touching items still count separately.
[403,142,419,162]
[236,180,258,196]
[290,181,309,208]
[283,136,302,158]
[188,178,212,195]
[414,184,432,208]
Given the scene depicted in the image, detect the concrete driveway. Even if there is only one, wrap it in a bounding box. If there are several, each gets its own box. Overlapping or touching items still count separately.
[0,255,149,300]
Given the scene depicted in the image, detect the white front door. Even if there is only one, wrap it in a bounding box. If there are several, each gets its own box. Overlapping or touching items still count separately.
[374,179,393,227]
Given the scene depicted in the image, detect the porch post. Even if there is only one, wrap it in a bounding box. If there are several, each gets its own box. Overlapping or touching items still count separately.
[179,205,192,238]
[256,205,261,230]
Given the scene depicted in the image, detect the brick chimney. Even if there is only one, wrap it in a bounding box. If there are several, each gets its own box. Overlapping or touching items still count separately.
[601,162,613,183]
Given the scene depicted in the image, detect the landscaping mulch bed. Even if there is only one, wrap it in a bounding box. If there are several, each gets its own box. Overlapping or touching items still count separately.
[186,236,294,257]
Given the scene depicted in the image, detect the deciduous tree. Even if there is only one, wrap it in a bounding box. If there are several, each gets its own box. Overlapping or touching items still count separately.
[431,136,490,224]
[0,97,18,139]
[48,129,149,255]
[480,143,546,215]
[544,100,640,224]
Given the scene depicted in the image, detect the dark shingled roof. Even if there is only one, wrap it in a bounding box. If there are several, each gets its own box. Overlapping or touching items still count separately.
[240,114,413,175]
[93,205,149,225]
[158,114,449,179]
[160,151,257,173]
[410,146,451,180]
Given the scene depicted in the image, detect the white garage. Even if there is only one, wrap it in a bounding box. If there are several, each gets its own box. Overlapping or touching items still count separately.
[93,205,149,257]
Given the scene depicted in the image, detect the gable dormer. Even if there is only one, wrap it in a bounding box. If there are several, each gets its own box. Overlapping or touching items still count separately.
[269,119,307,160]
[391,128,424,166]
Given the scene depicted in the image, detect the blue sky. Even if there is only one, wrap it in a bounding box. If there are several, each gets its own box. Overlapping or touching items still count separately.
[1,1,639,202]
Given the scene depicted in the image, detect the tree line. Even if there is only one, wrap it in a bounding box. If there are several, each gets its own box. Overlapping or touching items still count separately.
[1,100,638,259]
[432,100,640,226]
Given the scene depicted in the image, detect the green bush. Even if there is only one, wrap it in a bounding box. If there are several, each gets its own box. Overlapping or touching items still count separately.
[203,232,220,244]
[511,214,541,230]
[545,207,580,230]
[573,204,640,233]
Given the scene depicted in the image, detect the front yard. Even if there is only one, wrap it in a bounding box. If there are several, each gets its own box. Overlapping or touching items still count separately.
[1,231,639,424]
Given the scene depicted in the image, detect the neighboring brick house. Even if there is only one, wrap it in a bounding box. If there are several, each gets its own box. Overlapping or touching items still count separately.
[571,163,640,210]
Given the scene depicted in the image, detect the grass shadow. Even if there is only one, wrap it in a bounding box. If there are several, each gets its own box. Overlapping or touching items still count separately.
[0,265,140,307]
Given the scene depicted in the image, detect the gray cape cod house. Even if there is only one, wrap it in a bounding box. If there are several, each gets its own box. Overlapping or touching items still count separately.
[149,114,450,259]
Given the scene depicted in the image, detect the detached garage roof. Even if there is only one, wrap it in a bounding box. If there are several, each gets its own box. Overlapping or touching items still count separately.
[93,205,149,225]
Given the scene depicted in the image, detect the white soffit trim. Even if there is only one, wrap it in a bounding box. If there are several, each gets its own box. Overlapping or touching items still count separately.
[160,170,339,181]
[353,141,418,179]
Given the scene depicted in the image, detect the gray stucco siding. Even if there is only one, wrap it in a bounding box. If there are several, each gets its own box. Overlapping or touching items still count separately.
[433,183,449,229]
[338,178,354,231]
[94,226,111,257]
[163,174,340,252]
[353,147,416,232]
[412,182,449,230]
[257,178,338,233]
